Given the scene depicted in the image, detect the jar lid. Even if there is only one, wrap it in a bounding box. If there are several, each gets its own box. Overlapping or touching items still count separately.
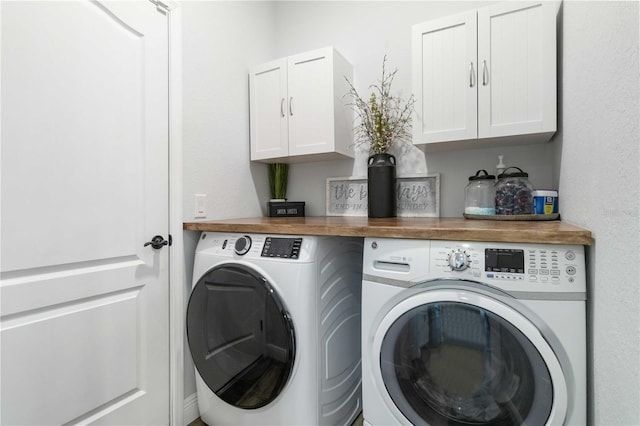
[498,166,528,179]
[533,190,558,197]
[469,169,496,181]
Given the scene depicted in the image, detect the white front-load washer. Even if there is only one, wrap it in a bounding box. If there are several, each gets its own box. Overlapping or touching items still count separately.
[362,238,586,426]
[187,232,363,425]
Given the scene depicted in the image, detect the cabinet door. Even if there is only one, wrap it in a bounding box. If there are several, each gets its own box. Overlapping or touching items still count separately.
[250,58,288,161]
[478,2,556,138]
[287,47,335,157]
[412,11,478,144]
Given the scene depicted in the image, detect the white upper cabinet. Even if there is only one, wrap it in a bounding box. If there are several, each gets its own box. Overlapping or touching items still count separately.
[412,11,478,144]
[412,1,557,148]
[250,47,354,163]
[250,58,289,160]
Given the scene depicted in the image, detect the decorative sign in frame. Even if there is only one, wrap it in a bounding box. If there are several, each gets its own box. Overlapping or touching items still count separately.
[326,174,440,217]
[325,177,369,216]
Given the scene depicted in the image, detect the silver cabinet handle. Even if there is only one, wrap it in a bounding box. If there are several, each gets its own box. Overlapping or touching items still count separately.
[469,62,476,88]
[289,97,293,116]
[482,60,488,86]
[280,98,285,118]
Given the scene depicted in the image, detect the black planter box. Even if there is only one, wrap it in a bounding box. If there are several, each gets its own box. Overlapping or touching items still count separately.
[268,201,305,217]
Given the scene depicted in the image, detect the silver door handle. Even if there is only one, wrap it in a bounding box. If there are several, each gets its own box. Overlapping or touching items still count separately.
[289,97,293,116]
[482,60,488,86]
[469,62,476,87]
[280,98,285,118]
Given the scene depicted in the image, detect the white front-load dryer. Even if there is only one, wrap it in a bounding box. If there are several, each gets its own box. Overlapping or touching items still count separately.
[362,238,587,426]
[188,232,363,425]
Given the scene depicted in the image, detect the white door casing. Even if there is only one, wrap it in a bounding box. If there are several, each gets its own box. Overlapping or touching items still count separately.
[1,1,172,424]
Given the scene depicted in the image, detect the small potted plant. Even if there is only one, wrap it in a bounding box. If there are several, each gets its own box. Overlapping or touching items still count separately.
[345,55,415,218]
[268,163,288,201]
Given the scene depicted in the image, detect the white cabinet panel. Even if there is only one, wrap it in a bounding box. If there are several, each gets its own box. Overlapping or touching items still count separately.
[413,11,477,143]
[288,49,335,156]
[250,47,353,163]
[412,1,556,149]
[478,2,556,138]
[249,59,288,161]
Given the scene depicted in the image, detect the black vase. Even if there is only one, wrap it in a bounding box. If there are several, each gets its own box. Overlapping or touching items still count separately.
[368,153,397,218]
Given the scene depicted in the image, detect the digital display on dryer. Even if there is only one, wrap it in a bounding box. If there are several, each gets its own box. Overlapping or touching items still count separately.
[485,248,524,273]
[262,237,303,259]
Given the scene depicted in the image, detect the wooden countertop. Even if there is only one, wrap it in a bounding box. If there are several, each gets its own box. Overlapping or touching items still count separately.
[183,217,592,245]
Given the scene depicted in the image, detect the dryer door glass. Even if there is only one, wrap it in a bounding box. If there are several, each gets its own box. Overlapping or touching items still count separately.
[187,264,295,409]
[380,301,552,425]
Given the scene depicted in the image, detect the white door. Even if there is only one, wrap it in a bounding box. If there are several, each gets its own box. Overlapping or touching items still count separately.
[412,11,478,144]
[287,47,334,157]
[1,1,170,425]
[249,58,289,161]
[477,1,557,138]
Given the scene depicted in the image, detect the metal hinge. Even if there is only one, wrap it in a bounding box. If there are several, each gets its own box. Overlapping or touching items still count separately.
[149,0,170,15]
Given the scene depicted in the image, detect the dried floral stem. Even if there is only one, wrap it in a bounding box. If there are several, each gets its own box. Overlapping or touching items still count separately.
[344,55,415,155]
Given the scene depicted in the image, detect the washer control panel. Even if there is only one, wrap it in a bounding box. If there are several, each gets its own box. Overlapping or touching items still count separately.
[431,241,585,293]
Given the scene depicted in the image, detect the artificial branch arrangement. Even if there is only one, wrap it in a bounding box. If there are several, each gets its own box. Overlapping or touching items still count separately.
[344,55,416,155]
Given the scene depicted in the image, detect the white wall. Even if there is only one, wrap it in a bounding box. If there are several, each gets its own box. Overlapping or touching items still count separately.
[181,1,640,423]
[559,1,639,424]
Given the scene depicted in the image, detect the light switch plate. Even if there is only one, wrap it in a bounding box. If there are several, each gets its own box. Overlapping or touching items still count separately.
[194,194,207,218]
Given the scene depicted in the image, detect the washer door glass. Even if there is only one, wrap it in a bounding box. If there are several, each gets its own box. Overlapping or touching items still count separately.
[187,264,295,409]
[380,301,553,425]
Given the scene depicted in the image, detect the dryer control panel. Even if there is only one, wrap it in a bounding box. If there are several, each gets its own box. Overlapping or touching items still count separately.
[261,237,303,259]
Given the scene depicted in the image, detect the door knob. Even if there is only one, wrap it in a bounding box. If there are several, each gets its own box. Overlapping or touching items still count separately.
[144,235,171,249]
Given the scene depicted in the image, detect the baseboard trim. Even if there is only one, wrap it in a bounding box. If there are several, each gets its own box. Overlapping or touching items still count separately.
[183,392,199,425]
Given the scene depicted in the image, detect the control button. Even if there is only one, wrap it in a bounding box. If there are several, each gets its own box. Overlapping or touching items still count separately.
[528,269,538,274]
[568,277,575,283]
[540,269,549,275]
[234,235,252,255]
[565,251,576,261]
[552,277,560,283]
[487,273,494,278]
[566,266,577,275]
[448,249,471,271]
[529,275,538,281]
[541,276,549,282]
[551,270,561,276]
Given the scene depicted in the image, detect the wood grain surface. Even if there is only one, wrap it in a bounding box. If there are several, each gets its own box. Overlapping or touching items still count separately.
[183,217,592,245]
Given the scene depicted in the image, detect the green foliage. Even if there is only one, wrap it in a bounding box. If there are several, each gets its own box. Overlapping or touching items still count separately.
[345,55,415,155]
[268,163,288,199]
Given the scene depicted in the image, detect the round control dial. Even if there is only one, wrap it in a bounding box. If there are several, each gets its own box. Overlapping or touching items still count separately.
[234,235,252,255]
[448,249,471,271]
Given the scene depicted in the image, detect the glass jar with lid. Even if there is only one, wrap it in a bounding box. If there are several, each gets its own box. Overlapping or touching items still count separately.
[464,170,496,215]
[494,167,535,215]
